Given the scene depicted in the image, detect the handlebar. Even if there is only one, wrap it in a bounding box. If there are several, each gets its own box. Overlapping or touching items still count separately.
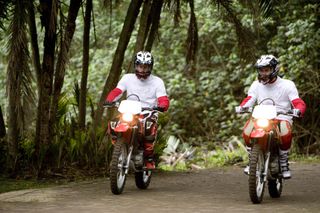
[235,106,300,117]
[103,102,164,112]
[103,101,119,108]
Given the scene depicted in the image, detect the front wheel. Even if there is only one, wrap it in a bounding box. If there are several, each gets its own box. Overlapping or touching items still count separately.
[268,178,282,198]
[249,143,266,204]
[110,141,128,195]
[135,170,152,189]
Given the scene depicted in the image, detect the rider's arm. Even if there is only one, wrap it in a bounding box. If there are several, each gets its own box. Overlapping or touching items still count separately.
[291,98,306,117]
[157,96,170,112]
[240,81,258,108]
[105,75,129,102]
[155,78,170,111]
[287,81,306,117]
[106,88,123,102]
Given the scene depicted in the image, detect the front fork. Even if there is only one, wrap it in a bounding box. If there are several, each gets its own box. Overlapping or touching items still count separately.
[262,131,274,182]
[123,126,138,175]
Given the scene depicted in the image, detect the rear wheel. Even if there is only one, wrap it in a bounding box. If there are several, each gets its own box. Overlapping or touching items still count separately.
[249,143,266,204]
[110,141,127,195]
[268,178,282,198]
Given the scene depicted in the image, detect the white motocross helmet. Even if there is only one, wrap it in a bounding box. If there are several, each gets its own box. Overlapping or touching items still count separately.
[134,51,153,79]
[255,55,279,84]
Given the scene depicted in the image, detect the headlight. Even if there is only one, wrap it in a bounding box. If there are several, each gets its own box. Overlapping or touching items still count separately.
[256,118,269,128]
[122,113,133,122]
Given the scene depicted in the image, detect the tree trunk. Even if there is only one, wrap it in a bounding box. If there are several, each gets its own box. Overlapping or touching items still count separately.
[79,0,92,130]
[50,0,81,136]
[185,0,198,77]
[145,0,163,52]
[27,0,41,89]
[35,0,58,173]
[0,106,5,138]
[93,0,143,131]
[128,0,152,73]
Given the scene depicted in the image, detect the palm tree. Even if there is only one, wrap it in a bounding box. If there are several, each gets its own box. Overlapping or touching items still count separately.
[6,0,34,175]
[50,0,82,138]
[34,0,58,174]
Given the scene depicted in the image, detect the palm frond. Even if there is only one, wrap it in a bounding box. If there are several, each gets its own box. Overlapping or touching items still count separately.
[7,0,35,133]
[210,0,233,11]
[217,1,255,61]
[0,0,12,29]
[259,0,278,18]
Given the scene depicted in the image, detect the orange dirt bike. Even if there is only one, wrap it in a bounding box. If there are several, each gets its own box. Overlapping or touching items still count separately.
[236,98,299,204]
[104,94,162,195]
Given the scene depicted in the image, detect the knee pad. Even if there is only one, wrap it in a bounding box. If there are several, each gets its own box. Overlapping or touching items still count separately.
[279,120,292,150]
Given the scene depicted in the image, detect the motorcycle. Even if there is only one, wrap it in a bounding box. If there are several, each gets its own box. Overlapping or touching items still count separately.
[236,98,299,204]
[105,94,161,195]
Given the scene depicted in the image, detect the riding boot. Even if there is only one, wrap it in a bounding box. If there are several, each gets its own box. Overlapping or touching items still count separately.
[144,141,155,170]
[279,149,291,179]
[244,146,251,175]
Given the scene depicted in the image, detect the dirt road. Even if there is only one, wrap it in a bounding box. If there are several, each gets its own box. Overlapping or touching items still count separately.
[0,162,319,213]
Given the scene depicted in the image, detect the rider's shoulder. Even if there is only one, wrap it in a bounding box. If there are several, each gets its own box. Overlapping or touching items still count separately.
[149,74,164,83]
[278,77,296,87]
[122,73,136,80]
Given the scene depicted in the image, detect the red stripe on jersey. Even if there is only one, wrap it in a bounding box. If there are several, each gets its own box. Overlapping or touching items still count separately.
[106,88,122,102]
[240,96,252,106]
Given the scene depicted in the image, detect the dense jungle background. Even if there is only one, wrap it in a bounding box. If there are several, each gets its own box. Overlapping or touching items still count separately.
[0,0,319,178]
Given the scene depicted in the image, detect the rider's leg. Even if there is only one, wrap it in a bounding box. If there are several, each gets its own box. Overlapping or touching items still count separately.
[279,120,293,179]
[144,141,155,169]
[242,118,254,175]
[143,118,158,170]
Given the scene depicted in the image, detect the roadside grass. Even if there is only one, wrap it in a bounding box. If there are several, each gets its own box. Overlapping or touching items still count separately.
[290,153,320,163]
[0,177,64,194]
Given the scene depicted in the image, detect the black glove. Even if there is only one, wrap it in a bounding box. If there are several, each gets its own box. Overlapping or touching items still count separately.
[153,106,165,112]
[103,101,114,107]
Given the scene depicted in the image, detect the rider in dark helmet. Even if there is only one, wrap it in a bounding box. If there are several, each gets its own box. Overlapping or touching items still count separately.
[237,54,306,179]
[134,51,153,80]
[255,55,280,84]
[104,51,170,170]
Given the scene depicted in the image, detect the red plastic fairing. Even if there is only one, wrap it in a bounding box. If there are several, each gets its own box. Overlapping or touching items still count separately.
[250,129,265,138]
[114,123,129,132]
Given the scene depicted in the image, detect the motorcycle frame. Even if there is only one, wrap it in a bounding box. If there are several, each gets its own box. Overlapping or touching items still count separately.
[250,119,282,180]
[112,116,143,174]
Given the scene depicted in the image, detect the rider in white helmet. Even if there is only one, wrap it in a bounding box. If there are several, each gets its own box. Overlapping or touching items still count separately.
[105,51,170,169]
[238,54,306,179]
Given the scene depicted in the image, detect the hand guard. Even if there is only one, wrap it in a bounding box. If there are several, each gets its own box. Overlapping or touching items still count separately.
[235,106,252,114]
[292,109,301,117]
[235,106,243,113]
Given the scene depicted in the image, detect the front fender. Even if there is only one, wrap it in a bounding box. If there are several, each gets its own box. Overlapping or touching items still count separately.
[114,123,130,132]
[250,129,265,138]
